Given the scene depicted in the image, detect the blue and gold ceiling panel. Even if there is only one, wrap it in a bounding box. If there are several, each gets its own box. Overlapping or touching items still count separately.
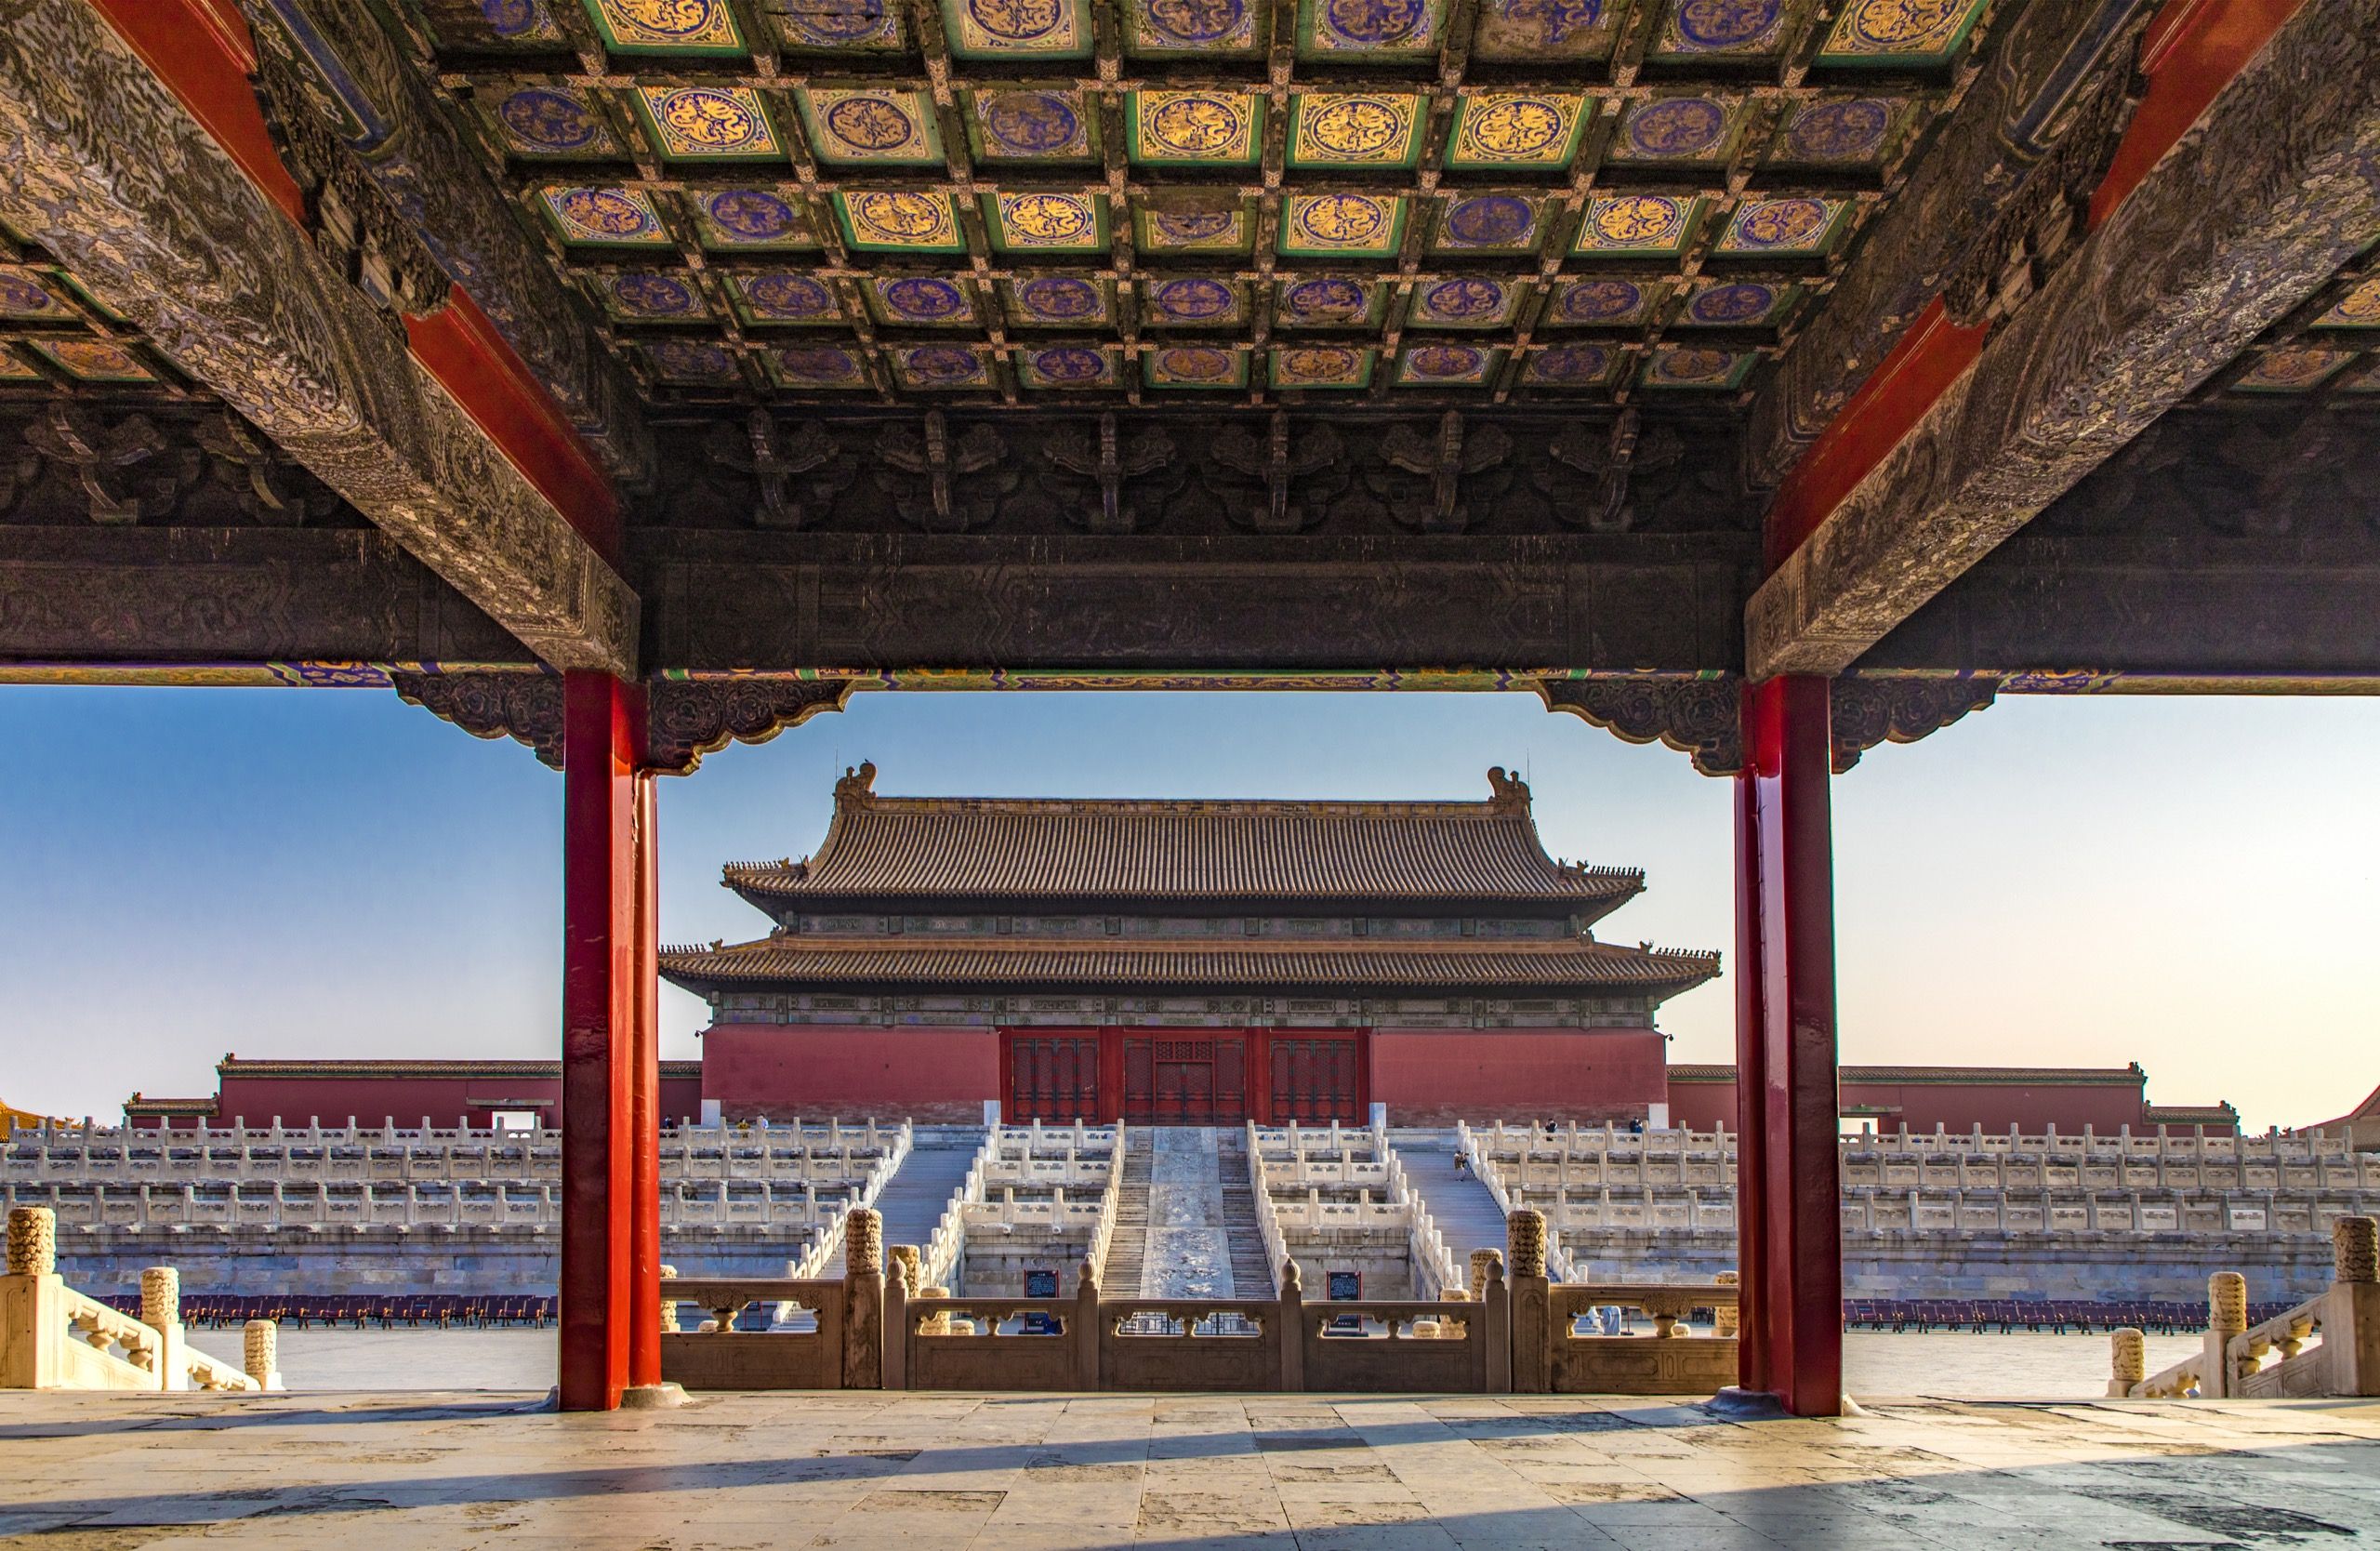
[0,267,71,321]
[1280,194,1408,259]
[734,272,846,324]
[968,88,1098,164]
[596,271,712,321]
[1129,91,1264,167]
[1675,279,1798,328]
[1014,344,1119,388]
[768,342,873,389]
[1272,274,1387,330]
[1772,98,1903,166]
[1141,275,1246,328]
[1395,342,1503,387]
[892,343,998,389]
[642,338,742,384]
[1469,0,1630,62]
[1003,275,1114,326]
[866,274,982,326]
[938,0,1093,60]
[1124,0,1265,56]
[1642,343,1753,389]
[1134,201,1255,254]
[2315,278,2380,329]
[1287,94,1426,172]
[33,338,152,382]
[1606,95,1743,165]
[836,190,969,253]
[1447,95,1593,173]
[1544,275,1666,327]
[1143,345,1251,389]
[770,0,908,51]
[540,185,673,246]
[2234,347,2358,392]
[1522,341,1618,387]
[985,191,1110,253]
[1405,276,1525,329]
[489,85,621,159]
[1646,0,1795,60]
[581,0,747,56]
[1296,0,1452,60]
[1816,0,1987,67]
[694,188,822,248]
[796,88,944,166]
[1715,195,1848,256]
[1270,343,1377,389]
[634,86,783,161]
[1429,193,1552,255]
[422,0,570,48]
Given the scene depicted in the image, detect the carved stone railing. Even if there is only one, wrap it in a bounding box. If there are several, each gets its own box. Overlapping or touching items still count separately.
[1460,1123,1578,1282]
[789,1128,911,1281]
[1539,1281,1739,1396]
[920,1130,1002,1291]
[3,1208,273,1392]
[2121,1217,2379,1399]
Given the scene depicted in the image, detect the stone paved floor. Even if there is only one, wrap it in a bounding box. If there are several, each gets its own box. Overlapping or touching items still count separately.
[3,1391,2376,1550]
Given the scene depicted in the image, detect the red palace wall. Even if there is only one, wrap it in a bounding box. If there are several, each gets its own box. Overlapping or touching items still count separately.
[1666,1076,2153,1135]
[703,1025,998,1124]
[207,1073,706,1131]
[1371,1027,1669,1128]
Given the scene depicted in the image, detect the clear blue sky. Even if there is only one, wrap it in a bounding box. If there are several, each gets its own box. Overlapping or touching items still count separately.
[1,685,2373,1133]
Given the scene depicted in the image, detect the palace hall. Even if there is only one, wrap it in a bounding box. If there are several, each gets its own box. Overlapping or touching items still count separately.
[0,0,2373,1421]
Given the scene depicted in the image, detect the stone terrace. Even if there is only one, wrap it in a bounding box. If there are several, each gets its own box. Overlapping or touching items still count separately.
[4,1390,2377,1549]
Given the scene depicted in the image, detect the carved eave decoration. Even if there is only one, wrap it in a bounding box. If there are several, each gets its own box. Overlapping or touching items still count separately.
[392,670,856,775]
[1537,673,1999,776]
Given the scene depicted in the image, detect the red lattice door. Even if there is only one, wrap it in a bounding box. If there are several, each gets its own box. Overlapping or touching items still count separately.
[1004,1033,1101,1122]
[1268,1035,1364,1123]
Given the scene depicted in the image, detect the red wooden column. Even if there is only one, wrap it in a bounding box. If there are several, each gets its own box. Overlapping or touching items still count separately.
[559,671,652,1412]
[1735,676,1843,1416]
[628,771,664,1391]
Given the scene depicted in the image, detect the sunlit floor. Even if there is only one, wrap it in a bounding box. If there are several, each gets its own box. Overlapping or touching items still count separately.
[4,1389,2375,1550]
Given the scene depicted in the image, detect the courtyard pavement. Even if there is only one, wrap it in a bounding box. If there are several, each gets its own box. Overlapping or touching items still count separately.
[2,1389,2376,1549]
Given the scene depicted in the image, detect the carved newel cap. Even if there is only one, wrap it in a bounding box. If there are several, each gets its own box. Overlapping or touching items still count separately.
[1507,1210,1548,1279]
[2209,1270,2248,1335]
[244,1319,279,1385]
[141,1266,180,1327]
[2337,1215,2378,1285]
[2109,1326,2147,1385]
[1468,1248,1504,1300]
[890,1243,922,1296]
[7,1206,55,1275]
[845,1208,883,1275]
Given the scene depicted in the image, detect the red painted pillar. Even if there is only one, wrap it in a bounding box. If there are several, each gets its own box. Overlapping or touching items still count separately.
[627,772,663,1389]
[1729,703,1771,1399]
[559,671,645,1412]
[1738,676,1843,1417]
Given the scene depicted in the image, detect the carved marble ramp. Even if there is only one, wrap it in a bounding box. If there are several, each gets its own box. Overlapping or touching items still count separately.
[1398,1140,1514,1267]
[872,1132,984,1259]
[1143,1127,1236,1299]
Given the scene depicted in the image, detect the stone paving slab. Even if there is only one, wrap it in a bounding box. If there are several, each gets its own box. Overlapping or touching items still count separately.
[1,1391,2376,1550]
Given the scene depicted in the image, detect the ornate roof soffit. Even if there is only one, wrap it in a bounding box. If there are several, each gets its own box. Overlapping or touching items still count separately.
[390,670,855,774]
[1536,673,1999,776]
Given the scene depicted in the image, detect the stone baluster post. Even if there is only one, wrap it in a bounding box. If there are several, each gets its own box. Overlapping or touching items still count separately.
[1074,1254,1102,1389]
[1712,1270,1741,1338]
[1507,1209,1551,1394]
[2330,1216,2378,1397]
[842,1207,883,1389]
[3,1206,65,1389]
[244,1319,282,1390]
[2106,1325,2147,1398]
[139,1266,183,1390]
[2204,1270,2248,1399]
[659,1265,680,1333]
[1277,1259,1305,1391]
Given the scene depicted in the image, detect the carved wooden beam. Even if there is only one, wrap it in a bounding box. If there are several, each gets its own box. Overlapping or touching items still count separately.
[0,0,638,675]
[0,527,530,664]
[236,0,653,485]
[1746,0,2380,679]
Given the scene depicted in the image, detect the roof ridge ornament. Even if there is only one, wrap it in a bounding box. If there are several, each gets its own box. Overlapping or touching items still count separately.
[834,761,879,805]
[1485,765,1530,812]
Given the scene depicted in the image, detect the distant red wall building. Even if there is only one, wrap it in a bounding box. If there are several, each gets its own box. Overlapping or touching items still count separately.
[1666,1063,2239,1136]
[128,1058,704,1131]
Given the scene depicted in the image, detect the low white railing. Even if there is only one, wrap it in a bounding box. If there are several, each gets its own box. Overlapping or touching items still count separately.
[1245,1122,1291,1298]
[3,1210,275,1393]
[1383,1149,1464,1299]
[790,1124,913,1280]
[1461,1123,1577,1282]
